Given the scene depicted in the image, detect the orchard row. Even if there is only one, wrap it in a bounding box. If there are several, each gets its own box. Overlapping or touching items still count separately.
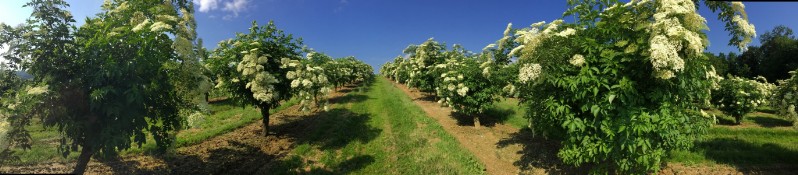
[381,0,797,174]
[0,0,371,174]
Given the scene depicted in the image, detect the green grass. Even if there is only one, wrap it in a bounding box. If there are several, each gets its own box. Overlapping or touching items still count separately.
[668,110,798,166]
[7,97,299,165]
[271,77,485,174]
[8,122,80,165]
[485,98,528,129]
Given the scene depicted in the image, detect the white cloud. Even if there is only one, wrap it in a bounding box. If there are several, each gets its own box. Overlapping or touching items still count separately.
[194,0,220,12]
[194,0,250,20]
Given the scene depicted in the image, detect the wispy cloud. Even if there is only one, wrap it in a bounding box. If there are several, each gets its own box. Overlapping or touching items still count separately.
[334,0,349,13]
[194,0,251,20]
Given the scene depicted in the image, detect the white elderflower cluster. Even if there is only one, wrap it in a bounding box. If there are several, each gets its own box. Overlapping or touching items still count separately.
[504,23,513,36]
[26,85,49,95]
[569,54,585,67]
[731,2,756,51]
[284,54,332,111]
[457,84,469,97]
[649,35,683,79]
[436,58,470,106]
[519,63,542,83]
[706,66,724,90]
[502,84,518,98]
[150,21,172,32]
[480,60,492,77]
[236,52,279,102]
[132,19,151,32]
[645,0,708,79]
[510,20,572,58]
[249,72,279,103]
[556,28,576,37]
[482,44,497,52]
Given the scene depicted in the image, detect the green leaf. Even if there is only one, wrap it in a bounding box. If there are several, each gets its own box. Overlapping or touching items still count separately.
[609,94,616,104]
[591,105,600,117]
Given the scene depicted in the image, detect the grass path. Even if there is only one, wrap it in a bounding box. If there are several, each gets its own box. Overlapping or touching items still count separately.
[388,78,534,175]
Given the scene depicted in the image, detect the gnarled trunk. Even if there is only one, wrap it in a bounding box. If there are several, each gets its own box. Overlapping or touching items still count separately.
[474,116,481,128]
[72,144,94,175]
[259,104,270,136]
[735,115,743,125]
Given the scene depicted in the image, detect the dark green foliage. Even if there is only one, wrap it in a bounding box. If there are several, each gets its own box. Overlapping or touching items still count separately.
[0,0,201,174]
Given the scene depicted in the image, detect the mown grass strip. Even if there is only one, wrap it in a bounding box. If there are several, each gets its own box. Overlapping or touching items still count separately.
[272,78,485,174]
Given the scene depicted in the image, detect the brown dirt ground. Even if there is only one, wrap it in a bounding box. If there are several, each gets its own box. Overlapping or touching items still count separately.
[389,80,798,175]
[0,86,356,175]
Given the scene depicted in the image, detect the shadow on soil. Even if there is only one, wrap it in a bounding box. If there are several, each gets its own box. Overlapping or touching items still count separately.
[94,107,380,174]
[496,128,589,174]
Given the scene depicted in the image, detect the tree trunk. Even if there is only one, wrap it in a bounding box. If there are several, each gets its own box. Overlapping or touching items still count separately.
[205,92,209,102]
[259,104,270,136]
[474,116,481,128]
[72,144,94,175]
[735,115,743,125]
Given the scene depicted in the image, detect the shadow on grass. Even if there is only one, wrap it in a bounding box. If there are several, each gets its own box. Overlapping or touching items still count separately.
[274,108,382,150]
[94,108,380,174]
[715,117,738,125]
[713,113,793,128]
[496,128,589,174]
[329,94,371,104]
[691,138,798,173]
[268,155,375,175]
[748,115,793,128]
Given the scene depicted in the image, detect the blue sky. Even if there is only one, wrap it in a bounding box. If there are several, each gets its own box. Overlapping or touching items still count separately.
[2,0,797,70]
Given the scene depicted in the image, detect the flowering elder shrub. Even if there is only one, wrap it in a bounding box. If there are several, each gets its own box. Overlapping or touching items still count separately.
[206,21,302,136]
[435,54,500,127]
[349,58,375,84]
[284,56,332,112]
[772,71,798,126]
[405,38,447,92]
[480,24,526,99]
[712,76,774,124]
[379,61,396,80]
[507,0,757,173]
[0,0,204,174]
[381,56,409,83]
[320,56,346,89]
